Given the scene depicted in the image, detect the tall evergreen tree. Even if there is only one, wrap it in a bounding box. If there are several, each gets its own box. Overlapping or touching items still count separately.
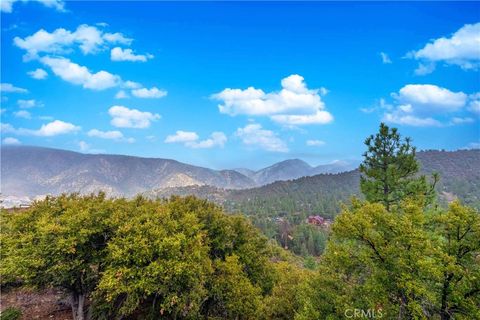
[359,122,437,210]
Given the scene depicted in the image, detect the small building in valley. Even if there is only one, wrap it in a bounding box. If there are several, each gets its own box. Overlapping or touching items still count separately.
[307,215,331,227]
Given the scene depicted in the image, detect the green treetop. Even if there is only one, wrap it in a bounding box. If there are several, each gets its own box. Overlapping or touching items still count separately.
[359,122,437,210]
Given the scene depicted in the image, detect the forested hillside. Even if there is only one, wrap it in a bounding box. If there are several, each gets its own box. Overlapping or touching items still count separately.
[148,149,480,220]
[146,149,480,257]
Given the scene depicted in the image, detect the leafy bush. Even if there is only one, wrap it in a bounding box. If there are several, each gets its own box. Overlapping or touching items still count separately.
[0,307,22,320]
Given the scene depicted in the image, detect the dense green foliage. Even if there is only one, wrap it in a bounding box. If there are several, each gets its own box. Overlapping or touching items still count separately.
[2,124,479,320]
[1,195,307,320]
[298,200,480,319]
[297,124,480,319]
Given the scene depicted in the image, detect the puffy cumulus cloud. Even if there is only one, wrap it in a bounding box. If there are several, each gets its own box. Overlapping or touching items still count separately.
[40,56,120,90]
[409,23,480,73]
[235,123,288,153]
[382,84,478,127]
[306,139,325,146]
[14,110,31,119]
[165,131,226,149]
[14,24,132,59]
[165,131,199,143]
[87,129,135,143]
[17,99,41,108]
[111,47,153,62]
[212,74,333,126]
[394,84,467,114]
[27,68,48,79]
[131,87,167,99]
[36,120,81,136]
[2,137,21,145]
[1,83,28,93]
[2,120,80,136]
[1,0,65,13]
[108,106,160,129]
[380,52,392,64]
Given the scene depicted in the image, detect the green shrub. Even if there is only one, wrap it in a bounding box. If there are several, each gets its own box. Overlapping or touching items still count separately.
[0,307,22,320]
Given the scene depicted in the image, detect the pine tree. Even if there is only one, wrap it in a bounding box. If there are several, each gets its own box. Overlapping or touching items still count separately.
[359,122,437,211]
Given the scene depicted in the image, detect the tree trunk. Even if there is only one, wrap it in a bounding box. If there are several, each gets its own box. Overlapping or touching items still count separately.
[70,292,85,320]
[77,294,85,320]
[440,273,452,320]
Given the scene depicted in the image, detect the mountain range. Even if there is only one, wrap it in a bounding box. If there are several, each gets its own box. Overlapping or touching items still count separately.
[1,146,356,199]
[146,149,480,215]
[2,146,479,212]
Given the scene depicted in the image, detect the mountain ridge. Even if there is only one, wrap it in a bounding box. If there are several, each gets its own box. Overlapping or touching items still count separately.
[1,145,356,197]
[2,146,478,209]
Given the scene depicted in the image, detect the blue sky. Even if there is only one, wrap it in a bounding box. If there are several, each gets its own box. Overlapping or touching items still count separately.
[1,1,479,169]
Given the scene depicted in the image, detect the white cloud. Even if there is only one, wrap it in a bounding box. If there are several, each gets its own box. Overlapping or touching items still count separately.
[78,140,90,152]
[36,120,81,136]
[40,56,120,90]
[382,84,472,127]
[102,32,132,45]
[271,110,333,125]
[1,0,65,13]
[111,47,153,62]
[14,24,132,58]
[108,106,160,129]
[449,117,475,125]
[468,93,480,115]
[122,80,142,89]
[2,137,21,145]
[165,131,199,143]
[115,90,129,99]
[14,110,31,119]
[394,84,467,114]
[306,139,326,146]
[27,68,48,79]
[235,123,288,152]
[380,52,392,64]
[78,140,105,153]
[212,74,333,126]
[17,99,40,108]
[1,83,28,93]
[1,123,16,134]
[383,113,442,127]
[87,128,134,143]
[409,23,480,72]
[189,132,227,149]
[131,87,167,99]
[2,120,80,136]
[165,131,226,149]
[414,63,436,76]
